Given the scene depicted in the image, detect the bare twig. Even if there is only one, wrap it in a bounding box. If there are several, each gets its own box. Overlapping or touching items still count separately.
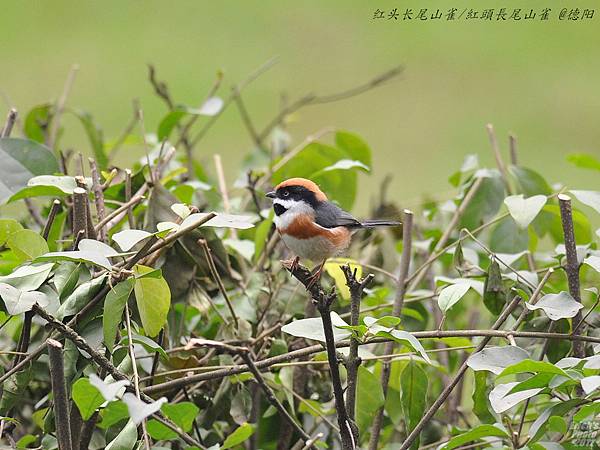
[558,194,584,359]
[198,238,239,327]
[341,264,374,421]
[125,169,135,228]
[89,158,107,241]
[94,193,145,233]
[486,123,511,193]
[47,339,73,450]
[47,64,79,149]
[1,108,17,137]
[509,134,518,165]
[370,209,413,450]
[72,187,88,240]
[42,199,62,240]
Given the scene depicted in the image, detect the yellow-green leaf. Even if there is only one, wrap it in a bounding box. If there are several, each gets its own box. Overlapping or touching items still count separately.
[133,265,171,337]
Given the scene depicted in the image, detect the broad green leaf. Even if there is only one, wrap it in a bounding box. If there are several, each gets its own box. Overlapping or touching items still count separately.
[147,418,177,440]
[7,230,49,262]
[529,400,584,443]
[538,204,592,244]
[89,374,130,402]
[581,376,600,395]
[36,250,111,270]
[0,283,49,315]
[508,373,555,394]
[489,218,529,253]
[133,265,171,337]
[526,292,583,321]
[356,365,385,433]
[162,402,199,432]
[9,175,90,202]
[72,378,104,420]
[437,283,471,313]
[489,382,542,413]
[0,370,32,415]
[483,259,506,315]
[57,275,106,319]
[24,103,52,143]
[53,262,87,300]
[467,346,529,374]
[371,326,431,363]
[70,109,108,169]
[222,422,254,449]
[0,219,23,246]
[335,130,372,167]
[473,371,496,424]
[122,393,167,425]
[157,98,224,140]
[498,359,569,378]
[571,190,600,215]
[584,255,600,273]
[441,424,508,450]
[112,229,153,252]
[0,262,53,290]
[99,401,130,429]
[547,416,567,435]
[567,153,600,171]
[400,361,428,449]
[324,258,362,300]
[574,401,600,422]
[509,165,552,196]
[314,159,370,176]
[0,138,59,204]
[223,239,255,262]
[105,419,137,450]
[180,212,255,230]
[459,172,505,230]
[504,194,547,229]
[104,278,135,352]
[78,239,121,257]
[281,312,351,342]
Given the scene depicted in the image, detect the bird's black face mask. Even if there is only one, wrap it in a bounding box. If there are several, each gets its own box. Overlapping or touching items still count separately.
[273,203,287,216]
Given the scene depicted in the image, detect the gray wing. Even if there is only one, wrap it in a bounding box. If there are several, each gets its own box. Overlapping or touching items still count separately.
[314,201,361,229]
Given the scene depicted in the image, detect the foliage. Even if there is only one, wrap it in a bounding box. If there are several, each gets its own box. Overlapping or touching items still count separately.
[0,63,599,450]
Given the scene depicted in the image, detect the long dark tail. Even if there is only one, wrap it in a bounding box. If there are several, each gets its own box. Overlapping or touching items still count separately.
[359,219,401,228]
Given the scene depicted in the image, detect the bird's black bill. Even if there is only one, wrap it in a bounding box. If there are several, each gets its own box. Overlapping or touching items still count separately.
[266,191,276,199]
[274,204,287,216]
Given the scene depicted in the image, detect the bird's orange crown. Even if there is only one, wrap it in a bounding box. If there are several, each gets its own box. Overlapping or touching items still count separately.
[274,178,328,201]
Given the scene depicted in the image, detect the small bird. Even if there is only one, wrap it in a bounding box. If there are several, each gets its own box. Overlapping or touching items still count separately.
[266,177,400,285]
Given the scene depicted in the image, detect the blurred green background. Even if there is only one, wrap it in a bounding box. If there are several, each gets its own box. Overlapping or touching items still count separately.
[1,0,599,214]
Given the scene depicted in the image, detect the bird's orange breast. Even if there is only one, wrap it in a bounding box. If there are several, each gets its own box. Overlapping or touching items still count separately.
[280,214,351,248]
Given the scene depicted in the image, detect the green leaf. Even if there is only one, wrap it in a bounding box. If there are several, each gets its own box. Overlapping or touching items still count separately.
[509,165,552,196]
[0,138,60,204]
[467,346,529,374]
[356,365,385,433]
[574,401,600,422]
[36,250,111,270]
[161,401,199,431]
[281,312,351,342]
[70,110,108,169]
[473,371,496,424]
[538,204,592,244]
[147,418,177,440]
[0,283,49,315]
[581,375,600,395]
[105,419,137,450]
[9,175,88,202]
[529,399,584,443]
[489,382,542,413]
[54,262,87,300]
[498,359,569,378]
[504,194,547,229]
[570,190,600,215]
[547,416,568,435]
[437,283,471,313]
[400,361,428,449]
[441,424,508,450]
[99,401,129,429]
[112,229,153,252]
[133,265,171,337]
[57,275,106,319]
[222,422,254,449]
[24,103,52,143]
[104,278,134,352]
[72,378,104,420]
[526,292,584,321]
[489,218,529,253]
[7,230,49,262]
[157,99,224,141]
[373,328,431,363]
[323,258,362,300]
[459,173,505,230]
[0,219,23,246]
[157,110,187,141]
[335,130,372,167]
[0,263,54,290]
[483,259,506,315]
[567,153,600,172]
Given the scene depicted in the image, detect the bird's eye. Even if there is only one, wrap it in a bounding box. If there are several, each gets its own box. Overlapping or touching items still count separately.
[282,191,290,197]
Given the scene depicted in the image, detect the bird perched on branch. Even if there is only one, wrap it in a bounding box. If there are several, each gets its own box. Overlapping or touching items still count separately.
[266,177,400,286]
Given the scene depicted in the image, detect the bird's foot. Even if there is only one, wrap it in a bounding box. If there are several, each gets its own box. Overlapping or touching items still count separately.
[282,256,300,273]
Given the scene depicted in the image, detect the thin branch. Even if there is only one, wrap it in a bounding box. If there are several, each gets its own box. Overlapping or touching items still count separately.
[558,194,585,359]
[47,64,79,149]
[369,209,413,450]
[198,238,239,327]
[341,264,374,421]
[486,123,511,193]
[89,158,107,242]
[47,339,73,450]
[94,193,145,233]
[408,176,485,290]
[1,108,17,137]
[42,199,62,240]
[72,187,88,240]
[398,295,523,450]
[509,133,518,165]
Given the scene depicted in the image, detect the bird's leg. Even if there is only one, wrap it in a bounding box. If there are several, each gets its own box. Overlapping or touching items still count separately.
[306,260,326,290]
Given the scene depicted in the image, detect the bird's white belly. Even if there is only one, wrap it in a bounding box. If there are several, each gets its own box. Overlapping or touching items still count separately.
[281,234,338,262]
